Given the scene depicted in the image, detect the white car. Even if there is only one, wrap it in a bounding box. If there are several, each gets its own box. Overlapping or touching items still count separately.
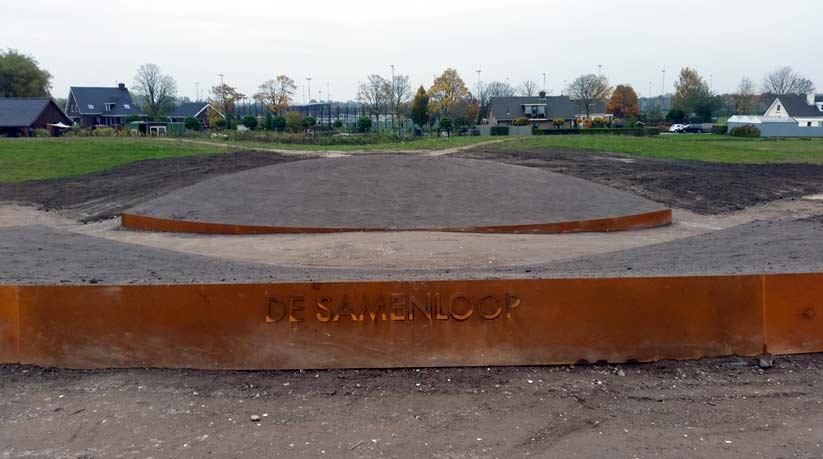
[669,124,686,133]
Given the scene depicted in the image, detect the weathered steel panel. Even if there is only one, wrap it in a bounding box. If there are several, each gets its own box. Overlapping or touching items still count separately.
[763,273,823,355]
[0,286,19,364]
[120,209,673,235]
[16,276,764,370]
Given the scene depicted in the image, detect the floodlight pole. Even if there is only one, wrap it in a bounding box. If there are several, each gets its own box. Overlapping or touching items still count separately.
[661,70,666,112]
[218,73,226,121]
[390,64,395,135]
[542,72,546,93]
[306,78,312,105]
[477,69,482,124]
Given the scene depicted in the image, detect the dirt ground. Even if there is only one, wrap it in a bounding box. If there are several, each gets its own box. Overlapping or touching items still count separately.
[3,147,823,458]
[2,355,822,459]
[0,150,308,222]
[456,147,823,214]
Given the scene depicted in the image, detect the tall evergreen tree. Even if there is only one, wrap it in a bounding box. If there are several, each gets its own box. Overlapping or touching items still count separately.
[411,86,430,128]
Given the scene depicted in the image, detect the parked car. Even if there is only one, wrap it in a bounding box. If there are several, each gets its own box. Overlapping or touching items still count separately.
[683,124,704,133]
[669,124,686,133]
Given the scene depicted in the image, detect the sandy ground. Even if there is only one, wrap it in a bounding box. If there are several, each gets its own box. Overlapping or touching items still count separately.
[2,355,823,459]
[2,146,823,457]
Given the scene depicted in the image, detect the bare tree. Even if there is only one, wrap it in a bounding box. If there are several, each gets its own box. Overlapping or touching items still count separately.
[566,74,612,118]
[762,66,815,95]
[133,63,177,118]
[389,74,412,120]
[485,81,516,98]
[519,80,539,96]
[732,77,758,114]
[358,74,389,121]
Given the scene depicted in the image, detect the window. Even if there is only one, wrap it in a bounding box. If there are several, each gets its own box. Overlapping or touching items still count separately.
[87,104,94,110]
[105,103,115,111]
[808,122,813,127]
[124,104,131,110]
[776,105,781,112]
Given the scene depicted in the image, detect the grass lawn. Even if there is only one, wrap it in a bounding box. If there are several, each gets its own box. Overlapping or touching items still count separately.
[0,138,229,183]
[503,134,823,164]
[209,135,493,152]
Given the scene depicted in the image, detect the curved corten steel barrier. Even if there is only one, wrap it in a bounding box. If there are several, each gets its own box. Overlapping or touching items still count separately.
[120,209,673,235]
[0,273,820,369]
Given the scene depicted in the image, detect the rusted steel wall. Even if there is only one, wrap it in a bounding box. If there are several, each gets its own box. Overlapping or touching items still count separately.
[0,274,820,370]
[120,209,673,235]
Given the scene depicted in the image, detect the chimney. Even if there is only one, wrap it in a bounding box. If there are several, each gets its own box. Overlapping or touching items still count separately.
[118,83,126,90]
[808,93,816,105]
[538,90,546,99]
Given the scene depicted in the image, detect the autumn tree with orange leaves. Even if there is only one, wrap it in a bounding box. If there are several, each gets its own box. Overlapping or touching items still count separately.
[606,84,640,118]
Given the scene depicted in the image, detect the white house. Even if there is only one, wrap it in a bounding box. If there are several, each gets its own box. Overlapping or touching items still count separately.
[763,93,823,127]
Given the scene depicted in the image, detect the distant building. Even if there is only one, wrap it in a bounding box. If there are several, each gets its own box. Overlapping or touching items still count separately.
[65,83,144,127]
[0,98,71,136]
[169,102,224,128]
[487,92,612,128]
[762,93,823,127]
[727,93,823,137]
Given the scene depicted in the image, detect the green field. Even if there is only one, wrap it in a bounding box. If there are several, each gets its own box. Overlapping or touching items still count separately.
[0,138,229,183]
[0,136,494,183]
[503,134,823,164]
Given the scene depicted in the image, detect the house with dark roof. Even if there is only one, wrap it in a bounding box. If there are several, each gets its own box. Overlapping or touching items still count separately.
[763,93,823,127]
[487,92,612,128]
[0,98,71,136]
[65,83,144,127]
[169,102,224,128]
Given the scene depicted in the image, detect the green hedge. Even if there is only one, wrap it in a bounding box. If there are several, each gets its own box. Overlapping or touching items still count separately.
[533,127,660,136]
[711,125,728,135]
[729,125,761,138]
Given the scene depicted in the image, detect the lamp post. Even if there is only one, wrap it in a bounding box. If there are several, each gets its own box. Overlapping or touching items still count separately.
[390,64,395,134]
[476,69,482,124]
[218,73,226,123]
[542,72,546,93]
[661,70,666,112]
[306,77,312,104]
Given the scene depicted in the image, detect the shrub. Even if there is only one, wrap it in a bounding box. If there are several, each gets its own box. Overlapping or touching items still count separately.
[302,116,317,128]
[92,127,116,137]
[439,117,453,136]
[553,118,565,128]
[124,115,142,124]
[729,125,760,138]
[33,128,50,137]
[333,119,343,128]
[490,126,509,136]
[512,117,530,126]
[184,116,201,131]
[285,112,303,132]
[357,116,373,133]
[590,117,607,128]
[272,116,287,132]
[242,115,258,129]
[711,124,728,135]
[214,119,227,130]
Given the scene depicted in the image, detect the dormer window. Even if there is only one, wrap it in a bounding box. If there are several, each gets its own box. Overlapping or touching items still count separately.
[87,104,94,110]
[105,103,116,112]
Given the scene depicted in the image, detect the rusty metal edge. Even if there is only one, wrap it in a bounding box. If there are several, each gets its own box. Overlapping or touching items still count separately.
[120,209,673,235]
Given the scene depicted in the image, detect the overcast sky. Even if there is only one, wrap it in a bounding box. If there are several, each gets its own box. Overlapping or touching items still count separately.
[4,0,822,102]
